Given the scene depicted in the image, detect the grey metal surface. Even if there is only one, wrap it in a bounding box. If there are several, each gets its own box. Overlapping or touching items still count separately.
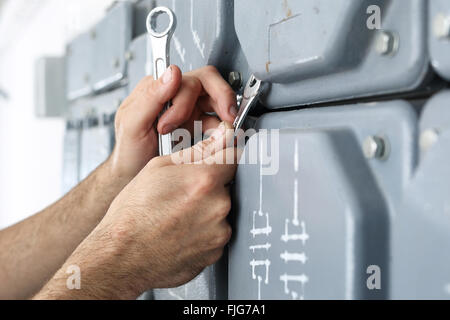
[34,57,66,117]
[230,100,418,299]
[127,34,149,92]
[392,91,450,299]
[151,0,237,73]
[62,121,81,194]
[66,32,94,100]
[68,88,125,181]
[235,0,430,108]
[91,2,133,92]
[429,0,450,81]
[154,262,227,300]
[66,2,132,100]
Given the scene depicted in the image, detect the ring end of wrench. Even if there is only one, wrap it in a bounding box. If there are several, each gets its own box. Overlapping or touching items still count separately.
[146,6,177,39]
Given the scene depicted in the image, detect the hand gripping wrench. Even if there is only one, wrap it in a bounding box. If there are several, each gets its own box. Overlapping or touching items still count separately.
[147,7,177,156]
[233,75,269,134]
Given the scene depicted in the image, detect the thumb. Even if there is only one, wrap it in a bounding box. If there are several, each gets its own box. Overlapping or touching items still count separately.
[121,65,182,138]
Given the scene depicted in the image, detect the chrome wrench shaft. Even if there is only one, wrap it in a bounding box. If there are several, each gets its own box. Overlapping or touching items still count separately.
[147,7,177,156]
[233,75,268,134]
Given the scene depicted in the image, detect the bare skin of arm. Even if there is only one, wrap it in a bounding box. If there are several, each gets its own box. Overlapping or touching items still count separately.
[0,65,237,299]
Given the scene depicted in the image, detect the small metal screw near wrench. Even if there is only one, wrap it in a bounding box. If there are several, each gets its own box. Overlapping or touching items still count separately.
[147,7,177,156]
[233,75,268,134]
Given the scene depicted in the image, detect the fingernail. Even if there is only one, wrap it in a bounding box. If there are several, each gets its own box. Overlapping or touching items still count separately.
[211,122,226,140]
[230,105,238,118]
[162,124,176,134]
[162,66,173,84]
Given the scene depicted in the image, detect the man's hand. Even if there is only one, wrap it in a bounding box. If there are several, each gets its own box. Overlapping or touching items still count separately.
[0,65,237,299]
[35,123,239,300]
[109,65,238,181]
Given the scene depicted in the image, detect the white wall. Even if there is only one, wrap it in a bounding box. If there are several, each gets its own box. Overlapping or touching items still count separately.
[0,0,116,229]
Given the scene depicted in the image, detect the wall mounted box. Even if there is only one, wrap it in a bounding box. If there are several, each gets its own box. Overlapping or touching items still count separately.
[229,100,418,299]
[34,56,66,117]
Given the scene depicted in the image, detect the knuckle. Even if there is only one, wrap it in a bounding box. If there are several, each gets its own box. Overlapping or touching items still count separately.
[216,196,232,218]
[211,225,232,248]
[185,76,202,93]
[143,77,162,100]
[137,75,155,92]
[170,105,191,125]
[203,65,219,75]
[224,87,237,101]
[166,212,183,229]
[148,156,165,169]
[192,170,216,196]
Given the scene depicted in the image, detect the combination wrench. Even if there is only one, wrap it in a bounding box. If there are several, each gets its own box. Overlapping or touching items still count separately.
[147,7,177,156]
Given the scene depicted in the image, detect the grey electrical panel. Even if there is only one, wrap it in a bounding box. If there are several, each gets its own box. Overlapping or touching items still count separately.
[127,34,149,92]
[429,0,450,81]
[392,91,450,299]
[69,88,125,181]
[230,100,417,299]
[62,120,81,194]
[91,2,133,92]
[66,2,132,100]
[34,56,66,117]
[235,0,431,108]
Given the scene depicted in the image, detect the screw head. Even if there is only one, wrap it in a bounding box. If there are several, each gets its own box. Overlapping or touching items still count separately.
[228,71,242,90]
[363,136,389,160]
[420,128,440,153]
[90,30,97,40]
[125,51,134,61]
[433,13,450,40]
[375,31,399,56]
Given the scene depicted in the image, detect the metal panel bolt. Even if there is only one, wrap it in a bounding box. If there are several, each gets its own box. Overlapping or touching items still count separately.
[433,13,450,40]
[419,128,440,153]
[363,135,389,160]
[228,71,243,90]
[125,51,134,61]
[375,31,399,56]
[83,73,90,84]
